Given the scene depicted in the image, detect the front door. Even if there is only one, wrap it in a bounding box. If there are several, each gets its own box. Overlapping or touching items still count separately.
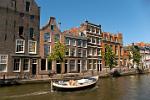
[32,64,36,75]
[78,64,80,72]
[32,59,37,75]
[56,64,61,74]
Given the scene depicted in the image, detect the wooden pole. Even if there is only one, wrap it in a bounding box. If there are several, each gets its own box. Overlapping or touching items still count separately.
[51,79,53,92]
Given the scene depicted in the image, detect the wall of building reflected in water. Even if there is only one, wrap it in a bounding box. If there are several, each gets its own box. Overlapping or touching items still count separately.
[1,74,150,100]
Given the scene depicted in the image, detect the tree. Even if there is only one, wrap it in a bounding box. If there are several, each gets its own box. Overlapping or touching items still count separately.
[103,45,117,70]
[48,41,66,62]
[48,41,67,73]
[130,45,141,68]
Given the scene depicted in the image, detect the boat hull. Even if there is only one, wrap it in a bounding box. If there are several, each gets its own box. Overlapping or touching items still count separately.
[52,76,99,92]
[53,82,97,92]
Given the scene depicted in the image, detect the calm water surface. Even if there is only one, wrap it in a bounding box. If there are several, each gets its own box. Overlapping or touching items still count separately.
[1,74,150,100]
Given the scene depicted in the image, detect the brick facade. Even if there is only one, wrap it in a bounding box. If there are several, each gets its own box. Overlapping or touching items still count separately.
[0,0,40,79]
[101,32,124,69]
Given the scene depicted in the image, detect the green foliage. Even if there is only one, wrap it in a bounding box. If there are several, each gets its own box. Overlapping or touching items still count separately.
[130,45,141,67]
[103,45,117,70]
[48,41,67,62]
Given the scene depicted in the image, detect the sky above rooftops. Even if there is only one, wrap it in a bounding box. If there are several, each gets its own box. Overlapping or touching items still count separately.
[36,0,150,45]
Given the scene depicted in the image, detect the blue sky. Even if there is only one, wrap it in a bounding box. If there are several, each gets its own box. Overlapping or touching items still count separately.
[36,0,150,45]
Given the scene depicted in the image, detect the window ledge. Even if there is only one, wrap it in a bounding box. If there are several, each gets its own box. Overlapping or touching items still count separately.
[13,71,20,72]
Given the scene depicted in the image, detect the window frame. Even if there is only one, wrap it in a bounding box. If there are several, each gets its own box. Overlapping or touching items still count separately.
[13,58,21,72]
[0,55,8,72]
[28,40,37,54]
[16,39,25,53]
[23,59,30,72]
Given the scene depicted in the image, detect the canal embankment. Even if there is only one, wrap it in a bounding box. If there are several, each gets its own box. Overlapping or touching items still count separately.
[1,68,150,86]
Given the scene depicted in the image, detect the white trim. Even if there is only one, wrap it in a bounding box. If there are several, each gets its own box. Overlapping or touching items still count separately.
[0,54,8,72]
[16,39,25,53]
[23,59,30,72]
[28,40,37,54]
[13,58,21,72]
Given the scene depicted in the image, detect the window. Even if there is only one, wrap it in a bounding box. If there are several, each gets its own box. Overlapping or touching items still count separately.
[89,48,92,56]
[65,37,70,45]
[70,48,76,57]
[88,59,92,70]
[54,34,60,43]
[44,44,50,56]
[83,50,87,57]
[47,60,52,70]
[78,49,82,57]
[0,55,8,72]
[65,60,68,73]
[78,60,81,72]
[30,15,34,20]
[93,60,97,70]
[29,40,36,54]
[23,59,29,71]
[41,59,46,70]
[26,1,30,12]
[97,60,102,71]
[83,41,87,48]
[82,60,87,71]
[30,28,34,38]
[70,60,76,72]
[97,48,101,56]
[65,48,69,56]
[92,37,96,44]
[77,40,82,47]
[96,29,99,34]
[44,32,51,42]
[71,39,76,46]
[93,48,97,56]
[115,46,118,55]
[13,59,20,72]
[19,26,24,36]
[51,25,54,30]
[97,38,101,45]
[16,39,25,53]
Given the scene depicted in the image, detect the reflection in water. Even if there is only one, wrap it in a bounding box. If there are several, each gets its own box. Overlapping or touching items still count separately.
[1,74,150,100]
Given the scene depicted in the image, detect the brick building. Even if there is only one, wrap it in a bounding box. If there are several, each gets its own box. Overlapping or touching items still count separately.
[124,42,150,69]
[63,28,88,73]
[79,21,102,72]
[40,17,88,74]
[101,32,124,70]
[40,17,63,74]
[0,0,40,79]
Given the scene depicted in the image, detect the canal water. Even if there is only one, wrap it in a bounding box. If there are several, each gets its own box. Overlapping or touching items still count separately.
[1,74,150,100]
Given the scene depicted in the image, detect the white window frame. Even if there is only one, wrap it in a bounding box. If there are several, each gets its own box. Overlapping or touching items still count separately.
[16,39,25,53]
[65,37,70,45]
[93,60,97,70]
[83,49,87,57]
[69,60,76,72]
[23,59,30,72]
[89,48,92,56]
[13,58,21,72]
[44,32,51,42]
[77,40,82,47]
[28,40,37,54]
[72,39,76,46]
[0,55,8,72]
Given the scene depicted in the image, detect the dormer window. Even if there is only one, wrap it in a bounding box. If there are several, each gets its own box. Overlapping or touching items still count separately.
[51,25,54,31]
